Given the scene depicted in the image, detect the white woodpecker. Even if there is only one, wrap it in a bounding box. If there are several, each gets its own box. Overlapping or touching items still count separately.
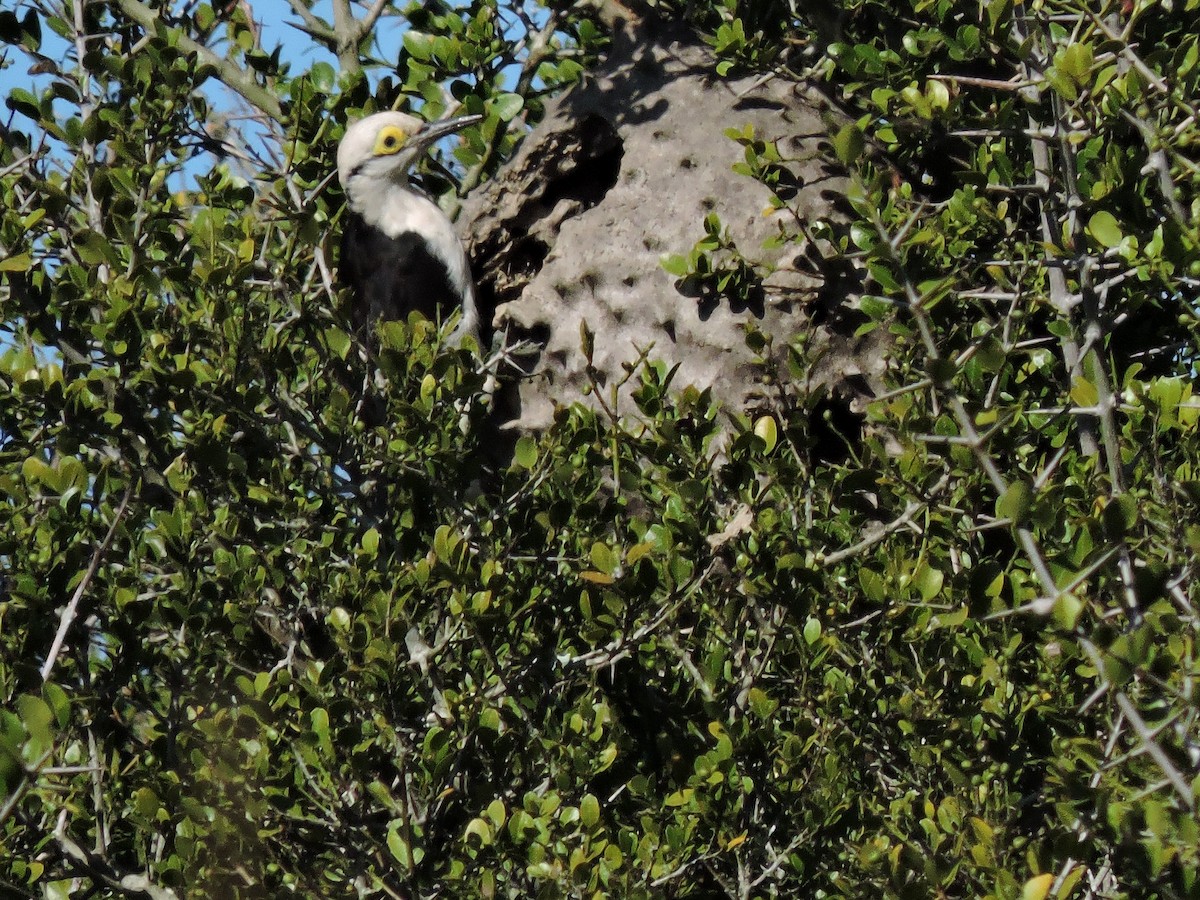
[336,110,482,342]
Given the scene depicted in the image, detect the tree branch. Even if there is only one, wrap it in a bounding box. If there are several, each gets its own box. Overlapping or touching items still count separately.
[41,483,135,682]
[356,0,391,42]
[330,0,361,75]
[54,811,181,899]
[285,0,334,40]
[112,0,283,120]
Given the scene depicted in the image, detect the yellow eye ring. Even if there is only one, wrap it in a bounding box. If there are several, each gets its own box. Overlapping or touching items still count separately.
[374,126,407,155]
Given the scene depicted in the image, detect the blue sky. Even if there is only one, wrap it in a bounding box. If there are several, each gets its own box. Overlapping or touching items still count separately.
[0,0,414,126]
[0,0,400,85]
[1,0,539,179]
[0,0,535,194]
[0,0,542,102]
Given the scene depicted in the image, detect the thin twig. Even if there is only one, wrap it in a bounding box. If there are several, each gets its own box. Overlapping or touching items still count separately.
[113,0,283,119]
[1112,692,1195,810]
[41,484,135,682]
[54,810,181,899]
[285,0,332,39]
[820,472,951,566]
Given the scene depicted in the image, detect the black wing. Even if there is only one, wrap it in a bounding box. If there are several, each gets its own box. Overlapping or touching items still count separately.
[339,210,460,332]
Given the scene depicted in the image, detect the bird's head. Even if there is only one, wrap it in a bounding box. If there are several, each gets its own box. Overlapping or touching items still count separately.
[336,110,481,195]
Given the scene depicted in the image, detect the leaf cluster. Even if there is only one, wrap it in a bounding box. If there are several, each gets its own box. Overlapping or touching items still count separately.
[2,0,1200,897]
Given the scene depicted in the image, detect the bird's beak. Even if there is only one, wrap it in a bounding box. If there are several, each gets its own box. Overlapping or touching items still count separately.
[413,113,484,152]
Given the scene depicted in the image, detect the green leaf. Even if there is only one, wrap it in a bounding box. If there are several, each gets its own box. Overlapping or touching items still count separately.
[859,568,886,603]
[1102,494,1138,539]
[1058,43,1094,84]
[753,415,778,452]
[926,79,950,110]
[931,606,968,629]
[579,319,595,362]
[985,0,1010,32]
[16,695,52,755]
[833,123,864,167]
[664,789,694,807]
[777,552,806,570]
[324,326,351,360]
[403,31,434,61]
[626,541,655,565]
[420,373,437,404]
[0,252,33,272]
[42,683,69,729]
[310,708,330,750]
[747,687,778,718]
[1052,593,1083,630]
[21,456,52,487]
[996,481,1034,525]
[1022,873,1054,900]
[485,798,506,827]
[387,822,412,867]
[580,793,599,828]
[912,563,944,601]
[464,817,492,845]
[310,61,335,92]
[976,336,1006,372]
[661,254,690,277]
[75,229,116,265]
[6,86,39,119]
[1087,210,1122,248]
[590,541,618,574]
[133,787,161,820]
[513,435,538,470]
[803,618,821,645]
[361,527,380,557]
[492,93,524,121]
[1069,377,1099,407]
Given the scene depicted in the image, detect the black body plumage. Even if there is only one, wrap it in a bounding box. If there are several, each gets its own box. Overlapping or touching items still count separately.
[339,211,459,331]
[335,111,482,343]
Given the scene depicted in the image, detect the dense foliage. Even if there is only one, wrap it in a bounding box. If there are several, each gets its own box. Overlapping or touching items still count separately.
[1,0,1198,896]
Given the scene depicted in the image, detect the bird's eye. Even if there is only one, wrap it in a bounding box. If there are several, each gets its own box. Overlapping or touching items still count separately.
[375,126,407,155]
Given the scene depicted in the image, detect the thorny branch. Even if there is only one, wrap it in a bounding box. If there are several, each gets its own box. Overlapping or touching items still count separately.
[869,0,1199,829]
[112,0,284,119]
[53,810,181,899]
[41,483,135,683]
